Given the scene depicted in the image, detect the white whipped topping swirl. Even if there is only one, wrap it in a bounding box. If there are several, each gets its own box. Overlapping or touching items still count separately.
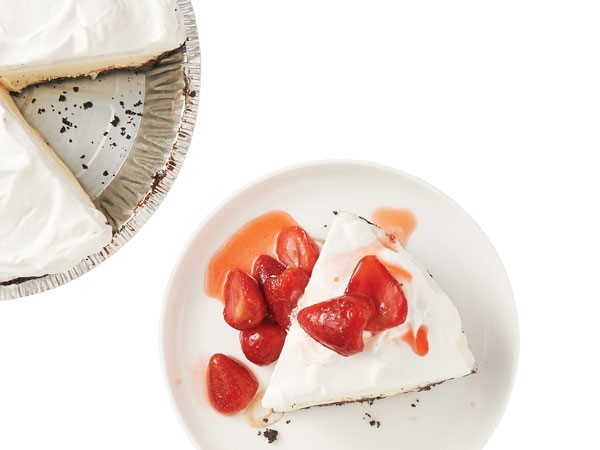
[0,89,113,283]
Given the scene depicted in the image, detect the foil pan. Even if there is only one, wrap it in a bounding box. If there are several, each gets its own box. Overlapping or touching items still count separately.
[0,0,200,300]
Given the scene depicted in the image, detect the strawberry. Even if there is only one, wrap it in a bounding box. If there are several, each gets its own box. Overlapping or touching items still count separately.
[223,270,266,330]
[252,255,286,286]
[297,295,375,356]
[206,353,259,415]
[345,255,408,331]
[240,322,287,366]
[276,226,320,275]
[263,267,310,329]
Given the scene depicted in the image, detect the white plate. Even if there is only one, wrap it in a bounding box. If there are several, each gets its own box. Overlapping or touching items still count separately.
[161,161,519,450]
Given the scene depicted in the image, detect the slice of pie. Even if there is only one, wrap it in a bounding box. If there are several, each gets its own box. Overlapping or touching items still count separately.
[0,0,186,92]
[262,212,476,412]
[0,89,113,283]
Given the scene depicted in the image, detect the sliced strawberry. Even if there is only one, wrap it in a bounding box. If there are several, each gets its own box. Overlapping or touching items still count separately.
[345,255,408,331]
[297,295,375,356]
[223,270,266,330]
[206,353,259,415]
[263,268,310,329]
[252,255,286,286]
[240,322,287,366]
[276,226,320,275]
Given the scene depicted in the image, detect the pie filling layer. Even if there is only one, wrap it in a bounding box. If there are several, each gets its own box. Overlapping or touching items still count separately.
[262,212,476,412]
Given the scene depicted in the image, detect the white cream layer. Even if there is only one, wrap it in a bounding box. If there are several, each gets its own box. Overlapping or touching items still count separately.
[0,0,186,91]
[0,89,113,283]
[262,212,476,412]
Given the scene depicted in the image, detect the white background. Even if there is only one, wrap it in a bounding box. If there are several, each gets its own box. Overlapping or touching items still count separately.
[1,0,599,448]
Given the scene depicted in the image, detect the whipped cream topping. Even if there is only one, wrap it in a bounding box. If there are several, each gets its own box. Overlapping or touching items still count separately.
[0,0,186,91]
[262,212,476,412]
[0,89,113,283]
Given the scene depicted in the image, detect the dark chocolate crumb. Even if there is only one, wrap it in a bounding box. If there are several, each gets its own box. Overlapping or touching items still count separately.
[80,155,85,159]
[103,131,108,136]
[369,420,381,428]
[82,164,88,170]
[83,101,93,110]
[37,108,45,115]
[119,101,125,107]
[285,420,291,424]
[258,429,278,444]
[68,139,72,143]
[59,126,66,133]
[73,86,79,92]
[262,418,269,424]
[189,90,197,97]
[103,170,109,177]
[125,109,142,117]
[133,100,143,107]
[110,115,120,127]
[62,117,73,128]
[31,98,36,104]
[411,404,416,408]
[126,134,131,140]
[58,95,66,102]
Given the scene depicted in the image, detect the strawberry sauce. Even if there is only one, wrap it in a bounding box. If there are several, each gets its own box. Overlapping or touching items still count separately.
[205,211,298,300]
[372,207,417,246]
[401,325,429,357]
[382,261,413,282]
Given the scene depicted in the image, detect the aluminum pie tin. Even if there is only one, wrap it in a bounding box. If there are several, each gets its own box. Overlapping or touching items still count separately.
[0,0,200,300]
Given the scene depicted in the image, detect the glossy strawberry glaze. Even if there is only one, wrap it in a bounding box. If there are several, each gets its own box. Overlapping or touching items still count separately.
[382,261,413,282]
[372,207,417,246]
[371,208,428,355]
[353,242,413,282]
[401,325,430,357]
[205,211,298,300]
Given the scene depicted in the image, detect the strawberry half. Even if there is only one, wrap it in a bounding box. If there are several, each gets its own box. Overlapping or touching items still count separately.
[345,255,408,331]
[263,267,310,330]
[252,255,286,286]
[240,322,287,366]
[297,294,375,356]
[223,270,266,330]
[206,353,259,415]
[276,226,320,275]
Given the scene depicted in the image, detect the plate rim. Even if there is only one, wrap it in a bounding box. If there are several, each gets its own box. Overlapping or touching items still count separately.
[159,159,520,450]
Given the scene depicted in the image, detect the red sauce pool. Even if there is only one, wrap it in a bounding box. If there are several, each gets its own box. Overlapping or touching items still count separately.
[401,325,429,357]
[372,207,417,246]
[204,211,298,300]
